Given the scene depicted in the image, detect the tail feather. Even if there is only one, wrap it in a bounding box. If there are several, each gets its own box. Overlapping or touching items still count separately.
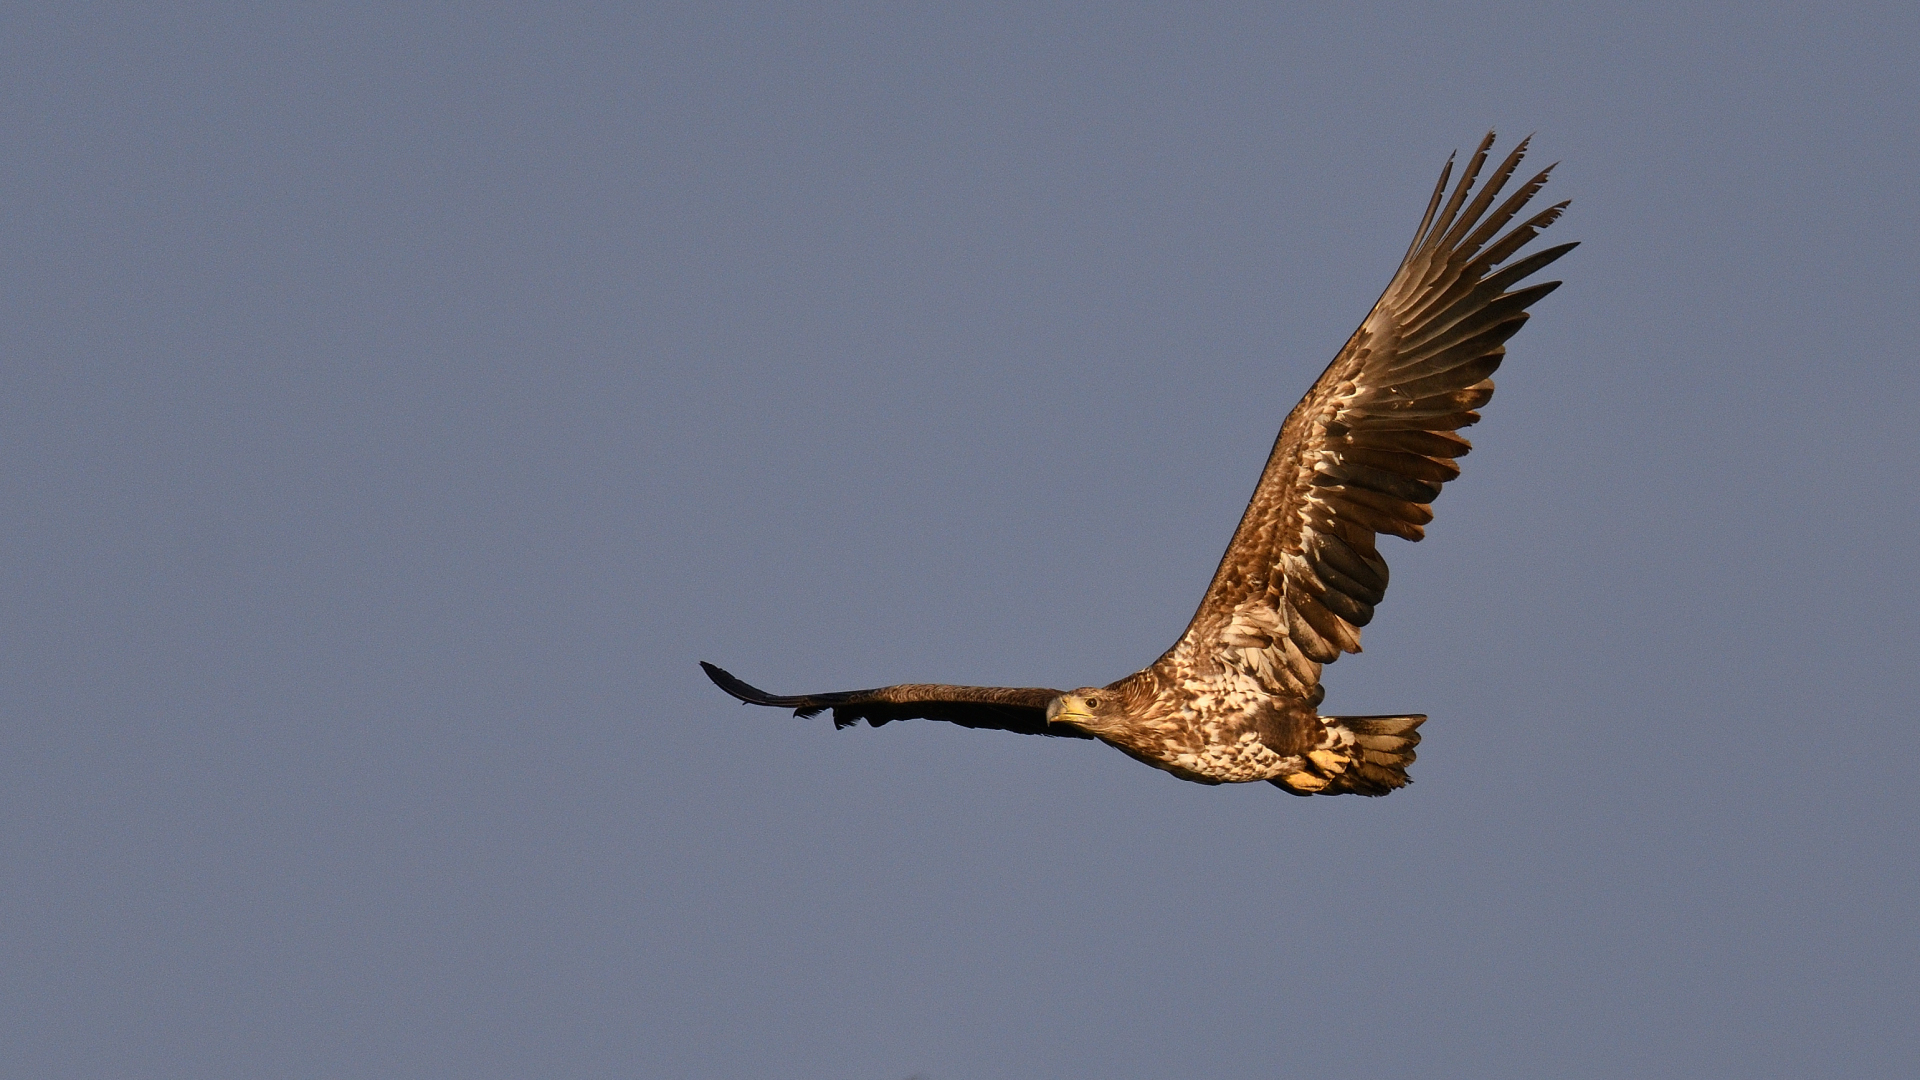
[1270,714,1425,797]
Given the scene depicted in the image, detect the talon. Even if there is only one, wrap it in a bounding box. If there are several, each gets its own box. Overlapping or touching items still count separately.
[1307,749,1348,774]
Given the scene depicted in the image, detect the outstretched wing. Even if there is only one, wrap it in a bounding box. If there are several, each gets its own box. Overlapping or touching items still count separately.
[700,662,1087,739]
[1156,133,1575,700]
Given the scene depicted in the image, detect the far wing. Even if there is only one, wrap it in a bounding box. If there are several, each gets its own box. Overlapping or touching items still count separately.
[700,662,1087,739]
[1158,133,1575,700]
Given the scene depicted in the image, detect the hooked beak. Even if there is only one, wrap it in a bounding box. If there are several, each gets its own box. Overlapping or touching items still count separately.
[1047,695,1092,727]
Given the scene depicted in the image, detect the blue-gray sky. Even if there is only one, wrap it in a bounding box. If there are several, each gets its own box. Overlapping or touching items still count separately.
[5,4,1916,1078]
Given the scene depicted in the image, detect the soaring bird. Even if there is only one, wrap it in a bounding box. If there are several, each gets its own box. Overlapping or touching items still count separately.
[703,133,1574,795]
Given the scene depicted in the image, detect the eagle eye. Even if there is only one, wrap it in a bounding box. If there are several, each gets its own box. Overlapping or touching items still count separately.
[1085,696,1101,708]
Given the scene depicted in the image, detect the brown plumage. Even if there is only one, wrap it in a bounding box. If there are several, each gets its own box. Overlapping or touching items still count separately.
[704,133,1574,795]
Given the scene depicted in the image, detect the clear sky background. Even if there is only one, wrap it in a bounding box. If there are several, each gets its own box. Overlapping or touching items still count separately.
[5,4,1916,1078]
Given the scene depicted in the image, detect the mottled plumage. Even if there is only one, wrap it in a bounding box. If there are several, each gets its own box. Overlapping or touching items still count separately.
[704,133,1574,795]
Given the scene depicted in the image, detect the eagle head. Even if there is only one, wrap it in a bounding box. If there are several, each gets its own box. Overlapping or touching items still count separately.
[1046,688,1125,735]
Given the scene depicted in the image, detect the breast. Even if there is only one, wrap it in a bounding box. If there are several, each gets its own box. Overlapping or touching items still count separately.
[1100,712,1301,784]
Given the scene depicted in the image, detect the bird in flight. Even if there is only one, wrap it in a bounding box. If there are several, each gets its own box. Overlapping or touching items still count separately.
[703,133,1574,795]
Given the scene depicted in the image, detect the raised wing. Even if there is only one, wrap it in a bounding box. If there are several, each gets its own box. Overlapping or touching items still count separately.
[1156,133,1575,700]
[699,662,1087,739]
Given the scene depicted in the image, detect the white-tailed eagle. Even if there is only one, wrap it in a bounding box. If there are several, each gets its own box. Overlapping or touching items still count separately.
[704,133,1573,795]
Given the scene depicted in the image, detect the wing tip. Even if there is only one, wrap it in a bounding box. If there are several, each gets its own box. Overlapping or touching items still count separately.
[701,660,843,720]
[699,660,777,705]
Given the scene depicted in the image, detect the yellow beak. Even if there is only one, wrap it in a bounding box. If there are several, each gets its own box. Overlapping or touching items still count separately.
[1046,695,1092,726]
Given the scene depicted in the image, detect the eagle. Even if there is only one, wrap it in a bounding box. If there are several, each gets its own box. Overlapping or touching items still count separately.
[703,133,1574,795]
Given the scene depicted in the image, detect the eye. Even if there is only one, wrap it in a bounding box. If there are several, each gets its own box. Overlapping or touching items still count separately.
[1085,697,1101,709]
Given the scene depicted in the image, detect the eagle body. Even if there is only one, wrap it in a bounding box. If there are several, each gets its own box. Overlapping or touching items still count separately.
[1069,666,1314,786]
[703,133,1572,797]
[1055,656,1425,794]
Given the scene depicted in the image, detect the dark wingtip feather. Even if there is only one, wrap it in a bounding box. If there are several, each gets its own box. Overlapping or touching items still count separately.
[1484,241,1579,294]
[700,661,792,706]
[700,662,839,719]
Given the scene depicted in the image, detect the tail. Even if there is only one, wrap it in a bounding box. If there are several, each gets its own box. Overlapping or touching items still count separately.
[1270,714,1426,797]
